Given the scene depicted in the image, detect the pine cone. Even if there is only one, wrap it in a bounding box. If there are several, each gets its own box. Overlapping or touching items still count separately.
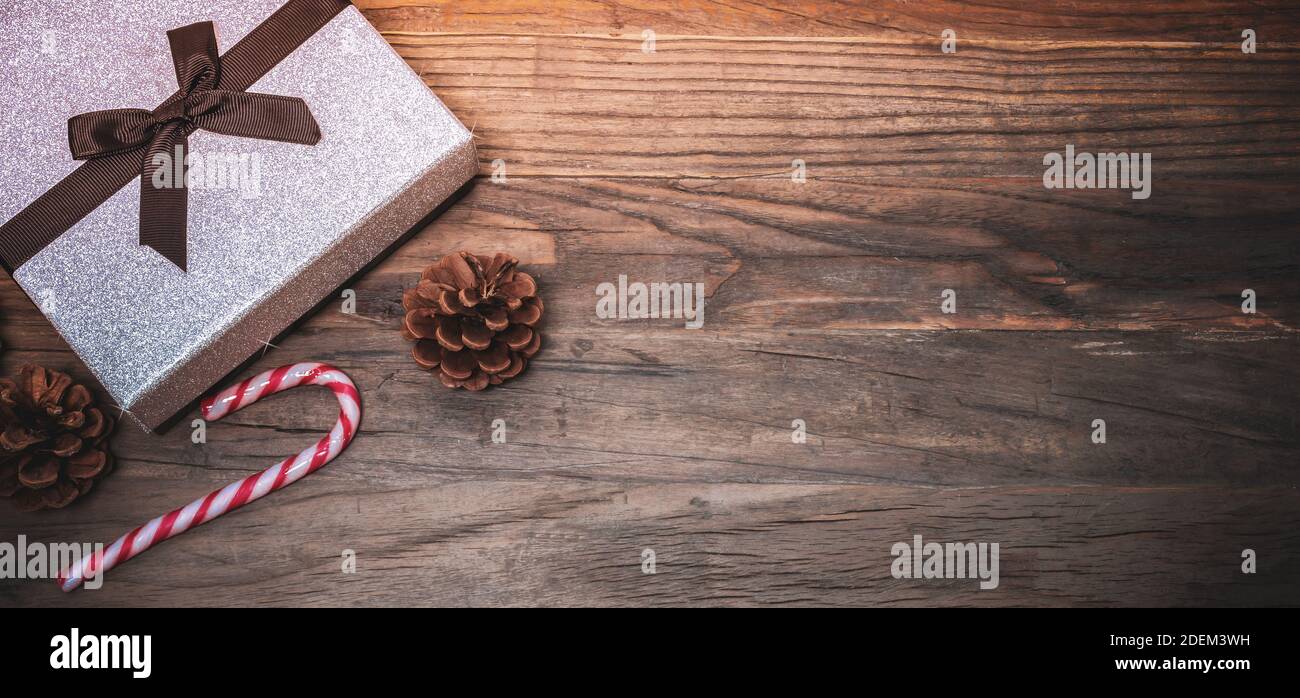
[402,252,543,390]
[0,365,115,511]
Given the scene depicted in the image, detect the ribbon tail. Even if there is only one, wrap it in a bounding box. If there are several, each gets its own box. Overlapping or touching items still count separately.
[139,123,191,271]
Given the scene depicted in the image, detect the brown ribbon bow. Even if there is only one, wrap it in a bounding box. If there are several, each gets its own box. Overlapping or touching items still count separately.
[67,22,322,271]
[0,0,350,273]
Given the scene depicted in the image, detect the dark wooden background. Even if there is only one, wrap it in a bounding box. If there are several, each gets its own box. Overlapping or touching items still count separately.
[3,0,1298,606]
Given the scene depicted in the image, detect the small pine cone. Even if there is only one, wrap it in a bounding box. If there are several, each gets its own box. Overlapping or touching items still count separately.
[402,251,543,390]
[0,365,115,512]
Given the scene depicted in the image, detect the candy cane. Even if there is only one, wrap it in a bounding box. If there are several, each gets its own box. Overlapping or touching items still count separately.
[57,362,361,592]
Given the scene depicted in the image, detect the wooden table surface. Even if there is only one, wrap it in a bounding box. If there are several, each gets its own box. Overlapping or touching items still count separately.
[3,0,1299,606]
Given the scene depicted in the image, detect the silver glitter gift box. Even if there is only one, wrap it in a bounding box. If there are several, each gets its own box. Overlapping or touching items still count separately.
[0,1,476,429]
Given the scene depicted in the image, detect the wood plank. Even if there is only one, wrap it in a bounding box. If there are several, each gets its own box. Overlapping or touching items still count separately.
[2,322,1296,490]
[394,176,1294,331]
[3,483,1295,606]
[390,35,1300,178]
[7,176,1293,333]
[356,0,1300,43]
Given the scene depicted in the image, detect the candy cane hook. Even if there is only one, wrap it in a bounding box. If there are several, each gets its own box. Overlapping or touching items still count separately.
[58,362,361,592]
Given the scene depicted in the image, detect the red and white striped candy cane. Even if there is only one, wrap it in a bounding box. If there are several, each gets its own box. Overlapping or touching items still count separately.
[58,362,361,592]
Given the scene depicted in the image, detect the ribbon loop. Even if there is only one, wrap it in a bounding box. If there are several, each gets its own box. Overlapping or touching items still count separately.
[187,91,323,145]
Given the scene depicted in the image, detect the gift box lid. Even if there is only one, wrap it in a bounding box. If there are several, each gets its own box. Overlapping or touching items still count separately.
[0,1,478,429]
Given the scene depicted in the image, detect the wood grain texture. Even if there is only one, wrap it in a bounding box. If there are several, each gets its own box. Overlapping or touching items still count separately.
[3,323,1296,489]
[4,483,1297,607]
[397,35,1300,179]
[2,1,1298,607]
[355,0,1300,42]
[6,178,1295,332]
